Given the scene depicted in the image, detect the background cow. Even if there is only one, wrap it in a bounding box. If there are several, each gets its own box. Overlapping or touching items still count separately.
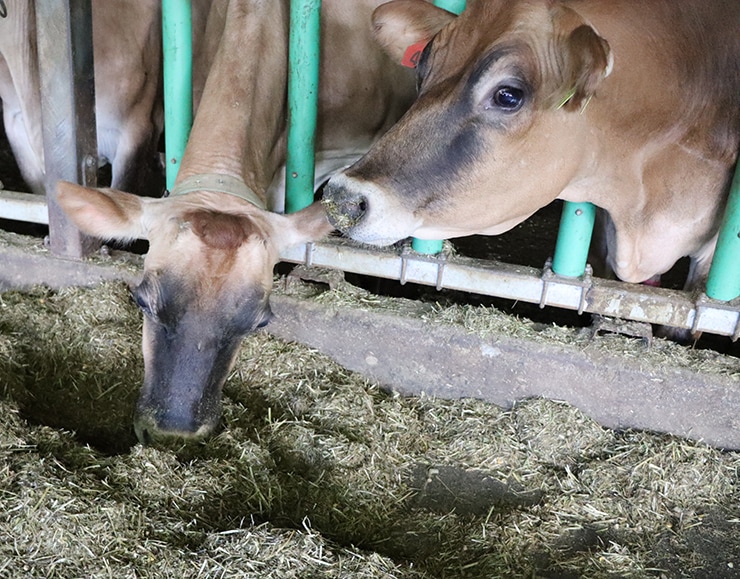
[58,0,417,443]
[323,0,739,295]
[0,0,168,197]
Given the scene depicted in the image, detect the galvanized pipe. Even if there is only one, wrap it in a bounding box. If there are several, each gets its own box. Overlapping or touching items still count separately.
[706,163,740,302]
[35,0,99,258]
[411,0,467,256]
[281,239,740,338]
[1,193,737,337]
[162,0,193,191]
[0,191,49,224]
[285,0,322,213]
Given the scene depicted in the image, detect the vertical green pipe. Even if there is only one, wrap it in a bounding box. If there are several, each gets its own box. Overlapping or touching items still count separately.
[706,164,740,301]
[412,0,466,255]
[162,0,193,191]
[411,237,446,253]
[551,201,596,277]
[286,0,322,213]
[434,0,467,15]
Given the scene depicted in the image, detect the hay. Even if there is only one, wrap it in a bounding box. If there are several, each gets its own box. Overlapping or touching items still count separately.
[0,281,739,578]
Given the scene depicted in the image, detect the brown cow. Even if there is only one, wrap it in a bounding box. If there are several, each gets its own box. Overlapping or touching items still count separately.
[323,0,739,290]
[58,0,415,443]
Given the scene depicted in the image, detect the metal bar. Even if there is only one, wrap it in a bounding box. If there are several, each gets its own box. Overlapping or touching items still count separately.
[3,195,738,337]
[285,0,322,213]
[410,0,467,256]
[281,238,740,337]
[706,162,740,301]
[551,201,596,277]
[35,0,99,258]
[162,0,193,191]
[0,191,49,224]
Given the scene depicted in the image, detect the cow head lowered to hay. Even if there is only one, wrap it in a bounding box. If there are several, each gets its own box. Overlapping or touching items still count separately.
[56,0,415,444]
[58,180,330,444]
[323,0,739,290]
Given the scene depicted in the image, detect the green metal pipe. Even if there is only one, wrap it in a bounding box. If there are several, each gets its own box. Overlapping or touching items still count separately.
[286,0,322,213]
[434,0,467,14]
[412,0,466,255]
[162,0,193,191]
[411,238,446,253]
[551,201,596,278]
[706,164,740,301]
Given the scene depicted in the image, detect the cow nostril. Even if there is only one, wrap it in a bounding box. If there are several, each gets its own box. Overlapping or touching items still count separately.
[324,191,369,231]
[134,422,153,446]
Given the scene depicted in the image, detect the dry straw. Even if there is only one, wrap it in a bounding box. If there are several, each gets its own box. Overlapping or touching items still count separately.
[0,274,738,578]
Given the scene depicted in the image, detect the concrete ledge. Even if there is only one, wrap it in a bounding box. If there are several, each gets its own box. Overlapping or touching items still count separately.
[267,293,740,450]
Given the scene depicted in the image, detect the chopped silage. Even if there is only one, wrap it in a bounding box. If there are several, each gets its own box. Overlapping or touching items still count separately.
[0,281,738,578]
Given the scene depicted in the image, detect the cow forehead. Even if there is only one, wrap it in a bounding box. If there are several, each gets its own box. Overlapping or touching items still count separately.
[141,206,276,306]
[423,0,558,85]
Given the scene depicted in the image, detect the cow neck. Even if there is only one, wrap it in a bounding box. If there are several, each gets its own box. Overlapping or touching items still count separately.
[167,173,267,210]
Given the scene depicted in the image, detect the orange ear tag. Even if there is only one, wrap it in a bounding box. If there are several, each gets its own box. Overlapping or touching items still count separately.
[401,39,429,68]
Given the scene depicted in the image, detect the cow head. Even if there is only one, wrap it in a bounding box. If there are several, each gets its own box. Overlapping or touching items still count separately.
[323,0,612,244]
[57,179,332,444]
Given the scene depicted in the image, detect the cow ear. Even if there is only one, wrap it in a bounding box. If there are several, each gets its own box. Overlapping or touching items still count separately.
[56,181,148,241]
[269,201,335,251]
[551,8,611,111]
[372,0,456,66]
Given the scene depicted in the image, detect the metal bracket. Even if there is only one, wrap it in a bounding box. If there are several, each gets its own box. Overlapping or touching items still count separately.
[540,258,593,314]
[304,241,315,268]
[81,154,98,187]
[399,241,448,289]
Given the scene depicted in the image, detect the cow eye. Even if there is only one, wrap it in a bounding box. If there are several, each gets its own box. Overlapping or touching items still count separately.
[490,86,525,111]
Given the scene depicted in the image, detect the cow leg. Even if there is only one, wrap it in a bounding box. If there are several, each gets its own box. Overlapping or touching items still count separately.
[2,105,44,194]
[0,0,45,195]
[89,0,164,197]
[106,120,165,198]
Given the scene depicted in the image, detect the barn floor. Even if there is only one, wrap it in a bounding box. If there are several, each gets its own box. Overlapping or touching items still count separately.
[1,281,739,578]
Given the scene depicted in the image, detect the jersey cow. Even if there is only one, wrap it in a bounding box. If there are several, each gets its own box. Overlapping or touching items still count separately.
[0,0,166,197]
[323,0,740,290]
[57,0,415,443]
